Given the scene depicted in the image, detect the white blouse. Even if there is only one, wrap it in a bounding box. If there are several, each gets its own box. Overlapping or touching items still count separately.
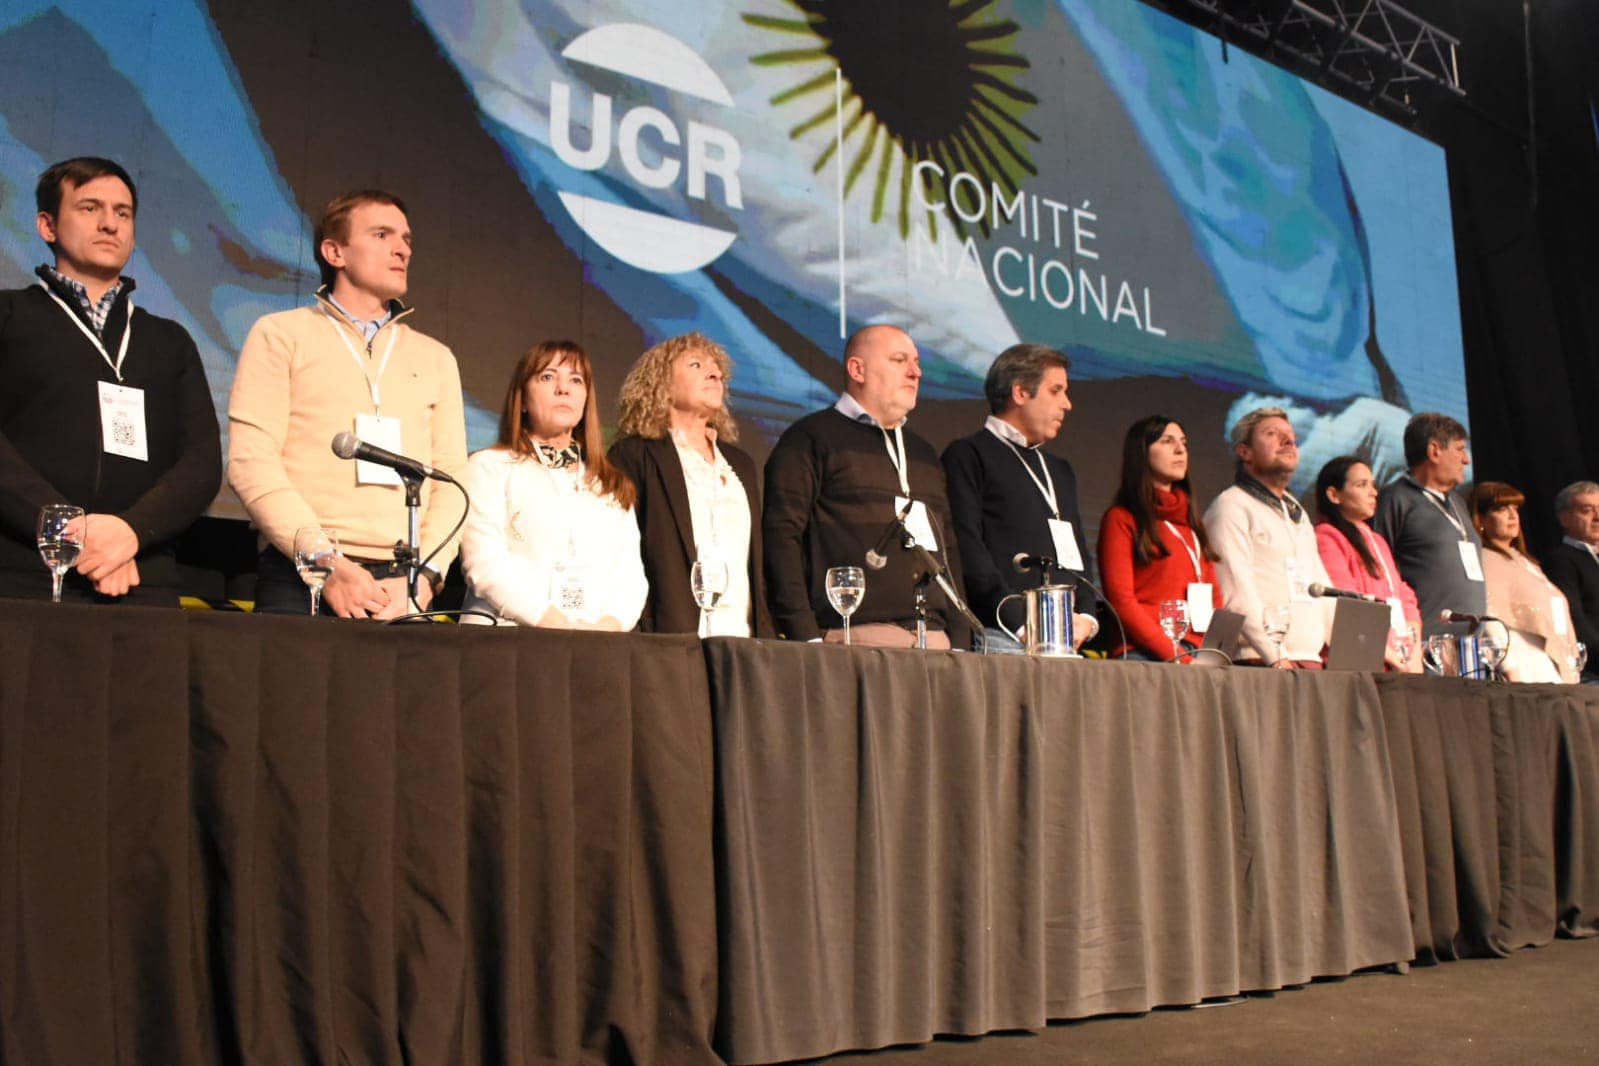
[672,428,752,637]
[459,447,647,629]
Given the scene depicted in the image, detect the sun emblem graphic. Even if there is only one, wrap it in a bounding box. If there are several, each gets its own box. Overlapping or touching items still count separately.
[746,0,1041,239]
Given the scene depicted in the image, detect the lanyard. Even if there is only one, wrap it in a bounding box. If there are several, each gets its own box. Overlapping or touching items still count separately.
[39,282,132,382]
[1162,520,1203,580]
[1359,524,1400,599]
[1412,480,1468,541]
[322,305,398,413]
[1000,438,1060,519]
[881,426,910,497]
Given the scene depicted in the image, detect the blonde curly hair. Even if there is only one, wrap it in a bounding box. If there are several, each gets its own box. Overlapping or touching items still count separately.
[615,332,738,441]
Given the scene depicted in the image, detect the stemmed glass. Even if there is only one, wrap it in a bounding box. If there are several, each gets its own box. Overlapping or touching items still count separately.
[37,504,86,604]
[1476,626,1507,681]
[293,527,339,617]
[1159,599,1189,653]
[1389,628,1416,671]
[1263,604,1290,666]
[825,566,866,645]
[1570,642,1589,679]
[1422,634,1455,676]
[691,558,729,637]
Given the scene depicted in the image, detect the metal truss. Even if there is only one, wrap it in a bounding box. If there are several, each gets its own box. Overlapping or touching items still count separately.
[1169,0,1464,119]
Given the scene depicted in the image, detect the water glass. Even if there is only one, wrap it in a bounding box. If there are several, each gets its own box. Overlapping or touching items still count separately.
[37,503,86,603]
[1158,599,1189,649]
[293,527,339,616]
[1262,605,1290,665]
[825,565,866,645]
[691,558,729,636]
[1572,642,1588,678]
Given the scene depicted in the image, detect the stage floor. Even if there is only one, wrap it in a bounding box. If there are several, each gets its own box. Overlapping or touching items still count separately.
[811,934,1599,1065]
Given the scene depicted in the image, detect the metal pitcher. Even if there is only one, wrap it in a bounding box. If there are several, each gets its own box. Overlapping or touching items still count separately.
[996,583,1078,658]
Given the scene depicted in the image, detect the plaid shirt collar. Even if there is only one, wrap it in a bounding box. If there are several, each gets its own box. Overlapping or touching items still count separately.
[39,265,124,337]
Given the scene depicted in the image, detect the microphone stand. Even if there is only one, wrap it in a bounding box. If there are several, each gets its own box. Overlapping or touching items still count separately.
[394,469,426,613]
[891,518,984,650]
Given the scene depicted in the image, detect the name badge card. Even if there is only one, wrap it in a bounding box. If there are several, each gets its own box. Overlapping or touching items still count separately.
[1458,541,1484,582]
[1387,597,1408,633]
[1048,519,1084,572]
[98,382,148,462]
[895,496,939,552]
[1187,583,1215,631]
[1554,597,1570,636]
[354,413,404,486]
[1285,558,1313,602]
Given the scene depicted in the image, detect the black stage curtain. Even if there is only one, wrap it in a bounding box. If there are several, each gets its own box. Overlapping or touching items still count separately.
[707,645,1414,1065]
[0,603,720,1066]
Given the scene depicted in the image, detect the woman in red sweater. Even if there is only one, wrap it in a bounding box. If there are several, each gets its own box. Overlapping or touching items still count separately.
[1097,415,1222,661]
[1313,455,1421,671]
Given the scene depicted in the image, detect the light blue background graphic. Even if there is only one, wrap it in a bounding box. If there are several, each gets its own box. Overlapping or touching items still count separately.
[0,0,1466,500]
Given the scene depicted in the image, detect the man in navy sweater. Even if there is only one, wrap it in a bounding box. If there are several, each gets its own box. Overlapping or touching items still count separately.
[763,324,971,648]
[0,157,220,603]
[941,344,1096,652]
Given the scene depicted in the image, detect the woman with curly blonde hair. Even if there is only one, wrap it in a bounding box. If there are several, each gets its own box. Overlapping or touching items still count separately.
[609,332,773,637]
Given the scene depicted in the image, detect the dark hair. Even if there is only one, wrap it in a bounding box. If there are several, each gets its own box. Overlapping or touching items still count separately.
[313,189,409,288]
[494,340,635,509]
[983,343,1071,415]
[1111,414,1215,565]
[1315,455,1380,579]
[1403,412,1468,468]
[1469,481,1531,560]
[36,157,138,218]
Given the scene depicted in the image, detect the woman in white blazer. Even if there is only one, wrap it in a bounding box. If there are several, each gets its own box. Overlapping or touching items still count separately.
[459,340,646,629]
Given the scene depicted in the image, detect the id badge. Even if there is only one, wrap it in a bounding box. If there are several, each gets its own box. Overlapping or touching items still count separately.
[1458,541,1484,582]
[1187,583,1215,631]
[98,381,148,462]
[354,413,404,486]
[1285,558,1313,602]
[1553,596,1570,637]
[551,558,588,616]
[1387,597,1408,634]
[1048,518,1084,571]
[895,496,939,552]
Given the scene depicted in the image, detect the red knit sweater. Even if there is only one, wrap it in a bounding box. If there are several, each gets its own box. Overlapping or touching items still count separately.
[1097,488,1222,660]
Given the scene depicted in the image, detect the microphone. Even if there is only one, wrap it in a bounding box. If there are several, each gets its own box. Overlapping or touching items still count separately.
[331,432,454,483]
[1012,552,1060,575]
[864,500,915,570]
[1439,609,1486,626]
[1307,582,1382,602]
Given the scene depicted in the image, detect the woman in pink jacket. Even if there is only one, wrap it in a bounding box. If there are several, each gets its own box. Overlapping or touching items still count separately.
[1314,456,1422,671]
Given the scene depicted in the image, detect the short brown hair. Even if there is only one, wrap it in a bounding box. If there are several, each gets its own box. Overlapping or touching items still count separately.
[616,332,738,441]
[1403,412,1467,468]
[1228,406,1290,452]
[494,340,634,509]
[36,156,138,218]
[313,189,408,288]
[984,343,1071,415]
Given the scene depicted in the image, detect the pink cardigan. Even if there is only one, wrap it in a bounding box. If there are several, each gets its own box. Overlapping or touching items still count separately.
[1314,518,1421,626]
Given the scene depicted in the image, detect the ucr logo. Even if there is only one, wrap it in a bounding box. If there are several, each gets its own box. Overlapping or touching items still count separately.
[551,23,743,274]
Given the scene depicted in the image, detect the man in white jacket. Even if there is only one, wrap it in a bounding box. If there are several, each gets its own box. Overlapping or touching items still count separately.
[1203,406,1333,667]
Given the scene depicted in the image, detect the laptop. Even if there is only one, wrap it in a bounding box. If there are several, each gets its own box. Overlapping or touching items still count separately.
[1193,607,1246,666]
[1325,598,1392,671]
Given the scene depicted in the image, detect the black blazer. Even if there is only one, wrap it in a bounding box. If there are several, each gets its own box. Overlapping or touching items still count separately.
[608,434,775,638]
[1544,540,1599,676]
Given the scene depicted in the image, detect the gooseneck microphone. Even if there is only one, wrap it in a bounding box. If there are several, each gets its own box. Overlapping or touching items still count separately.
[1012,552,1061,575]
[1439,608,1488,626]
[864,500,916,570]
[1307,582,1382,602]
[331,432,455,483]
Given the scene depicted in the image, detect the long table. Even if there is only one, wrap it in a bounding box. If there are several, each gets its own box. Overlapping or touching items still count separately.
[3,604,1597,1065]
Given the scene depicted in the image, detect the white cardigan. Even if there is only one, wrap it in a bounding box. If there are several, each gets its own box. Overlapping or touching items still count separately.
[459,447,647,628]
[1204,483,1335,663]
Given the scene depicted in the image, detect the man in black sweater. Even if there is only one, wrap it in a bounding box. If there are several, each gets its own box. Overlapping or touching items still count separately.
[763,324,971,648]
[0,157,220,603]
[1545,480,1599,681]
[940,344,1096,651]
